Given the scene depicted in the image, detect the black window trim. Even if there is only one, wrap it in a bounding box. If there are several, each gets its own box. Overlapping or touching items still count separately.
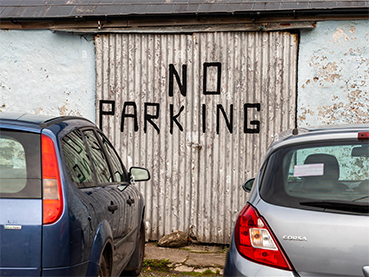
[60,128,96,189]
[61,127,130,189]
[95,130,130,184]
[80,127,114,187]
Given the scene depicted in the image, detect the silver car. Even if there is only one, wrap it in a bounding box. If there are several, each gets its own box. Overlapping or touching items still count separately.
[224,125,369,277]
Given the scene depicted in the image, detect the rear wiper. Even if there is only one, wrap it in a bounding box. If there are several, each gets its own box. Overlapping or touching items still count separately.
[353,195,369,202]
[300,200,368,213]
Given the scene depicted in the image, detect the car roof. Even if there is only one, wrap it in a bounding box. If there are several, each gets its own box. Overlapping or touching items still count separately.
[267,124,369,153]
[0,113,56,125]
[0,113,94,130]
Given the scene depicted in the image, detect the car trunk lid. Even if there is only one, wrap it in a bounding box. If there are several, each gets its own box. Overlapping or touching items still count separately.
[0,199,42,275]
[257,200,369,277]
[0,130,42,276]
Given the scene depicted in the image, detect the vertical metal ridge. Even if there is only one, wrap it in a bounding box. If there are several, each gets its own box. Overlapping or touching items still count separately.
[96,31,298,244]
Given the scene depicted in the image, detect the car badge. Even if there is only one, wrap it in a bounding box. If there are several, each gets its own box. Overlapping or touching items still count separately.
[283,235,307,241]
[4,225,22,230]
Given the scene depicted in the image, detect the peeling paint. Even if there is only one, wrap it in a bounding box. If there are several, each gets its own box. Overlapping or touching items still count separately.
[0,30,95,121]
[332,28,350,45]
[322,62,341,83]
[298,20,369,126]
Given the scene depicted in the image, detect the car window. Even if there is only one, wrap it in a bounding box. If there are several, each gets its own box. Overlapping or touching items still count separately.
[61,130,94,188]
[83,130,112,184]
[96,132,129,183]
[260,140,369,213]
[0,130,41,198]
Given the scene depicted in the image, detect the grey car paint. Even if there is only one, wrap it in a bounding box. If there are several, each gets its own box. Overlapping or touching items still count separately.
[224,125,369,277]
[256,200,368,276]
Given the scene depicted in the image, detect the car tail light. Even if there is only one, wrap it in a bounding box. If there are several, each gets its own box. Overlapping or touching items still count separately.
[42,134,63,225]
[235,203,293,271]
[358,132,369,140]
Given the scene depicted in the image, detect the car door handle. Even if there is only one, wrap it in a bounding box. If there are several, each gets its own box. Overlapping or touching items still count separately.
[108,204,118,212]
[127,198,135,205]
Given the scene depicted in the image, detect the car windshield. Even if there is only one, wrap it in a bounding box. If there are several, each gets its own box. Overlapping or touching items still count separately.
[260,140,369,214]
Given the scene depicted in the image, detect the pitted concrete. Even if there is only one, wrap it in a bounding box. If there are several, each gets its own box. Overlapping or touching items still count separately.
[144,242,226,275]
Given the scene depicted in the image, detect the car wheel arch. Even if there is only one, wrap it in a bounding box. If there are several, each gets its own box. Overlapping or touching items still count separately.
[86,220,114,276]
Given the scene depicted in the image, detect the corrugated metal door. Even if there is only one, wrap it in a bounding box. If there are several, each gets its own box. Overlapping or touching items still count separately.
[95,31,298,244]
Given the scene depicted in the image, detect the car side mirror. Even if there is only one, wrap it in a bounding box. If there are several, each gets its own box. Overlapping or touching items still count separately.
[129,167,150,182]
[242,178,255,193]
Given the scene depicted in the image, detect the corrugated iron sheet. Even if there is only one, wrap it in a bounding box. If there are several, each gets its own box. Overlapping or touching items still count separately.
[95,31,298,244]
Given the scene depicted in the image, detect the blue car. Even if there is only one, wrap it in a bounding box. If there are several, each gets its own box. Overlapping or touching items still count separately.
[0,113,150,277]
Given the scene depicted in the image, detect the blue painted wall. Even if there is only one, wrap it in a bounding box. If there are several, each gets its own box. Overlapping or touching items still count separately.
[1,20,368,127]
[298,20,369,127]
[0,30,95,121]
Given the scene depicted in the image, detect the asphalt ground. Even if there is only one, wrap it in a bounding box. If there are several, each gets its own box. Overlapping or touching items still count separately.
[140,242,228,276]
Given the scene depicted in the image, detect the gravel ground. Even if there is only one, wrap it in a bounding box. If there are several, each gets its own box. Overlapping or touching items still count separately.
[140,269,223,277]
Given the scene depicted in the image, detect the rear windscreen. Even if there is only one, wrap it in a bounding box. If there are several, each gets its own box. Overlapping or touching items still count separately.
[260,140,369,213]
[0,130,41,198]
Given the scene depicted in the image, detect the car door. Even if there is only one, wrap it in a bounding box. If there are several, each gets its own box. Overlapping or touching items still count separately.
[61,129,99,265]
[95,132,139,270]
[82,129,133,276]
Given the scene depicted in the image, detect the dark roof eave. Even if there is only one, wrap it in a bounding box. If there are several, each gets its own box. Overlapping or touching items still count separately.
[1,7,369,22]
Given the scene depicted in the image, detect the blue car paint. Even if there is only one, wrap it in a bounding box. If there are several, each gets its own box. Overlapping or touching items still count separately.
[42,260,90,277]
[0,124,43,277]
[41,128,71,268]
[0,199,42,276]
[86,221,114,277]
[40,122,123,275]
[0,267,41,276]
[0,114,147,276]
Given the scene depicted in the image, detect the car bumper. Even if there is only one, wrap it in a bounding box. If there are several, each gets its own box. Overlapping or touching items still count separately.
[42,261,89,276]
[0,267,40,276]
[224,239,298,277]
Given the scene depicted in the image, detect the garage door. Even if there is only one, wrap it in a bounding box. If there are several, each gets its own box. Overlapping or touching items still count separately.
[96,31,298,244]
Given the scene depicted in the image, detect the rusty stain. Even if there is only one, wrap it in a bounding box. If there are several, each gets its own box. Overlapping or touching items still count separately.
[292,33,298,44]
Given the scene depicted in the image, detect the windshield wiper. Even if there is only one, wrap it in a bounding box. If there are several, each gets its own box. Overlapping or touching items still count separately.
[353,195,369,202]
[300,200,369,214]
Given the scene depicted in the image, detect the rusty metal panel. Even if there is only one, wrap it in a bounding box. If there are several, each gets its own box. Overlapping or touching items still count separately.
[95,31,298,244]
